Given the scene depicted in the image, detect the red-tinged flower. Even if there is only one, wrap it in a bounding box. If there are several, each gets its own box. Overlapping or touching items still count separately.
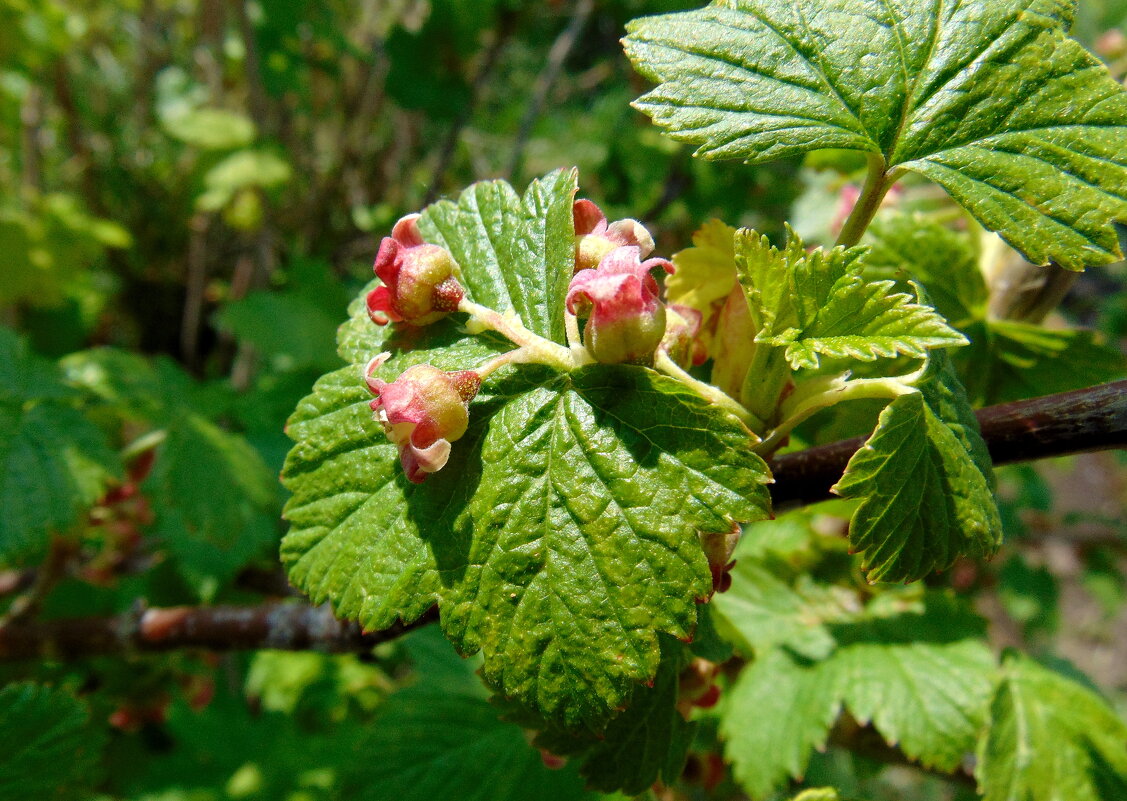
[367,213,465,326]
[573,198,657,273]
[566,245,673,365]
[364,353,481,483]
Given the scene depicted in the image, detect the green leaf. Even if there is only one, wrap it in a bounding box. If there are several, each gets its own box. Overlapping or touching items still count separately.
[0,683,105,800]
[832,353,1001,582]
[355,629,593,801]
[419,168,578,344]
[510,638,697,796]
[958,319,1127,405]
[160,107,256,150]
[625,0,1127,270]
[431,365,768,728]
[864,213,988,325]
[711,555,853,660]
[0,330,121,565]
[60,349,277,590]
[281,320,507,634]
[722,593,995,798]
[282,171,771,730]
[977,652,1127,801]
[215,259,350,372]
[723,647,841,799]
[734,228,966,370]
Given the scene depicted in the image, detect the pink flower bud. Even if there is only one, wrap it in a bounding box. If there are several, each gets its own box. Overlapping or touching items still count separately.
[364,353,481,483]
[367,214,465,327]
[566,246,674,366]
[573,199,657,273]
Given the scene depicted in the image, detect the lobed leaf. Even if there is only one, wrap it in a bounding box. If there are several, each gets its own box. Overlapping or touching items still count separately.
[977,652,1127,801]
[832,352,1002,582]
[0,683,105,800]
[625,0,1127,269]
[0,330,121,565]
[282,172,770,730]
[734,227,965,370]
[722,593,995,798]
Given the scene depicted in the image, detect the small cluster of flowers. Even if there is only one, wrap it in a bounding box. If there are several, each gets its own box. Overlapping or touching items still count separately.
[361,198,684,484]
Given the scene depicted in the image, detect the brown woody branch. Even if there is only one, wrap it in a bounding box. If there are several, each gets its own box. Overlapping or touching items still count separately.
[0,602,437,661]
[1,381,1123,663]
[769,379,1127,509]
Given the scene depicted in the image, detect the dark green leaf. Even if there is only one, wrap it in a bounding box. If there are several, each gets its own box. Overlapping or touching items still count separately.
[0,331,121,565]
[957,319,1127,406]
[0,683,104,800]
[625,0,1127,269]
[864,213,987,325]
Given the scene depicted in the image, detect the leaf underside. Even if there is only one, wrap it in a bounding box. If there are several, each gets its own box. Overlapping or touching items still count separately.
[625,0,1127,269]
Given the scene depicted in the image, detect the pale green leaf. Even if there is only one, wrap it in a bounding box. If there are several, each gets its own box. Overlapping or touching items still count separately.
[625,0,1127,269]
[0,683,105,800]
[832,353,1001,582]
[722,593,995,798]
[723,647,841,799]
[977,652,1127,801]
[734,227,965,370]
[161,107,256,150]
[711,556,853,660]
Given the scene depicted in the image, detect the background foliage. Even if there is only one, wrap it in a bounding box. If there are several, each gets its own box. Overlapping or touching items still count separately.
[1,0,1126,799]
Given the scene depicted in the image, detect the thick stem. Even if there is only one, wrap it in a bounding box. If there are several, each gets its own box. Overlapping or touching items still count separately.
[0,603,438,661]
[834,154,894,249]
[769,379,1127,509]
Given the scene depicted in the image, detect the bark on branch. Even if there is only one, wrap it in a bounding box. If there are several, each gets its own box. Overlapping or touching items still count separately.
[0,602,437,661]
[2,381,1123,663]
[769,378,1127,509]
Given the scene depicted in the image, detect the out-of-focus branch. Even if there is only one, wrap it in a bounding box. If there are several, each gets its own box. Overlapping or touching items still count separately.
[769,380,1127,509]
[0,603,438,662]
[424,10,519,204]
[506,0,595,184]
